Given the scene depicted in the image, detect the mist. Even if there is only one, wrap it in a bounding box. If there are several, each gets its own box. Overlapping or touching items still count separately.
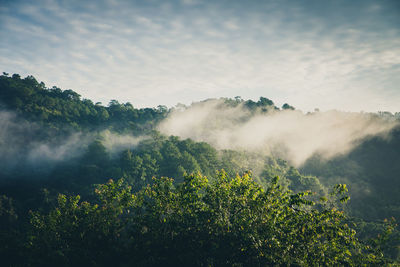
[99,130,148,155]
[158,99,399,166]
[0,111,146,174]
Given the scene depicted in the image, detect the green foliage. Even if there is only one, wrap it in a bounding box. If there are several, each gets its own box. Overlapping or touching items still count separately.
[0,73,166,133]
[261,158,327,199]
[0,195,24,266]
[22,173,395,266]
[282,103,295,110]
[0,73,399,265]
[301,128,400,221]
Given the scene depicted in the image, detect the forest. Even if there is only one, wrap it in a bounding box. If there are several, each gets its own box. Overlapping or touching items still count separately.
[0,73,399,266]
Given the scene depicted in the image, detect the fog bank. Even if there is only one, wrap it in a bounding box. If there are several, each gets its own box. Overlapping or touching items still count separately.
[0,111,146,174]
[158,100,398,166]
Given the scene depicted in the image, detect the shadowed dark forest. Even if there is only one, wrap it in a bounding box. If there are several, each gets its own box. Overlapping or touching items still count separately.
[0,73,399,266]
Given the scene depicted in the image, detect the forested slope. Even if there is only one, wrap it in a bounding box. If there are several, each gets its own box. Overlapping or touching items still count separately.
[0,73,399,265]
[302,128,400,221]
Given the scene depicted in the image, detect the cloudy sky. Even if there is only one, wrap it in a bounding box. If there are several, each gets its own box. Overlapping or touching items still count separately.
[1,0,399,112]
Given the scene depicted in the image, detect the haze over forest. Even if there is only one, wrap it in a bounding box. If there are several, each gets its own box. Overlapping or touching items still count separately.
[0,73,399,265]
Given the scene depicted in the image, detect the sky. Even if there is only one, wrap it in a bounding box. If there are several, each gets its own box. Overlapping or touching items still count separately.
[0,0,399,112]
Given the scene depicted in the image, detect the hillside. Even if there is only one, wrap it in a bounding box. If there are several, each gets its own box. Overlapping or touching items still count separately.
[0,73,399,265]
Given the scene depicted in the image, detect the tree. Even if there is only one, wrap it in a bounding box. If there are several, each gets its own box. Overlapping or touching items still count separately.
[258,97,274,107]
[28,173,396,266]
[27,180,133,266]
[282,103,295,110]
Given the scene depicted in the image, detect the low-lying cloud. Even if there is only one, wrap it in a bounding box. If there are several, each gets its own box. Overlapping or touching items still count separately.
[99,130,148,155]
[27,133,88,164]
[0,111,146,175]
[158,99,398,166]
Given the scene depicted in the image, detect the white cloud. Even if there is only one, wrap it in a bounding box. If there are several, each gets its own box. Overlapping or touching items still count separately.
[0,0,399,111]
[158,100,399,166]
